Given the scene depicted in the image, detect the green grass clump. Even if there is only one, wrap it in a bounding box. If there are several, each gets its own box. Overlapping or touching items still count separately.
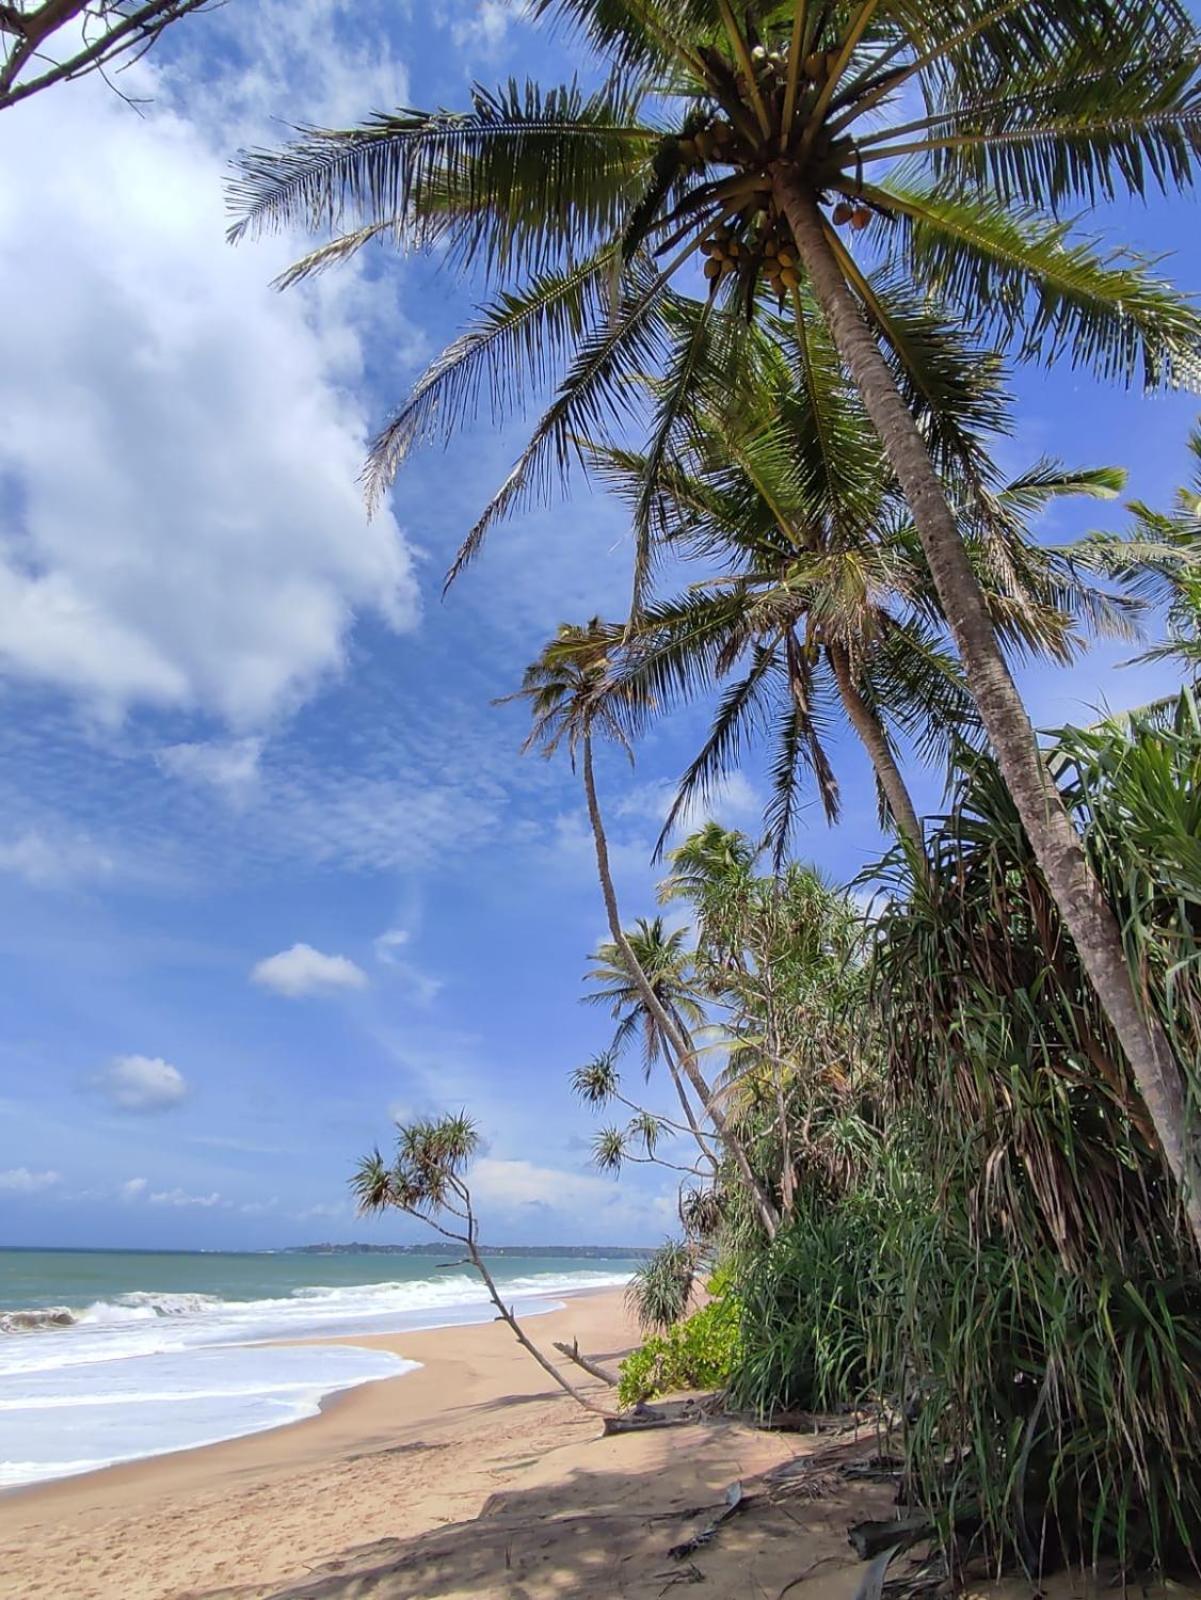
[617,1294,741,1407]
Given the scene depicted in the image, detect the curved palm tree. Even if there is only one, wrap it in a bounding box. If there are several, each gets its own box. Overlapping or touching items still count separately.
[592,309,1129,859]
[585,914,714,1157]
[231,2,1201,1241]
[507,619,780,1233]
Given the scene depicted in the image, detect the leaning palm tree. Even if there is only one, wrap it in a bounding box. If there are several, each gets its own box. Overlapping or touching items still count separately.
[585,915,714,1155]
[508,619,780,1233]
[592,307,1130,859]
[230,2,1201,1243]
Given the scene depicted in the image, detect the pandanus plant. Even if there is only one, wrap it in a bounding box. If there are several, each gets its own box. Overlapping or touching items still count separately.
[230,0,1201,1245]
[505,619,781,1234]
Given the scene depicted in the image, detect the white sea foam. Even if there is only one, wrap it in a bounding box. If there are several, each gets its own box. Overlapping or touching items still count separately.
[0,1266,630,1488]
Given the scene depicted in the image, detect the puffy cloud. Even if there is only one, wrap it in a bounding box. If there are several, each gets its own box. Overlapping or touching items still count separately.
[0,1167,61,1193]
[94,1055,189,1113]
[120,1177,149,1201]
[251,942,368,998]
[471,1157,609,1210]
[0,34,419,730]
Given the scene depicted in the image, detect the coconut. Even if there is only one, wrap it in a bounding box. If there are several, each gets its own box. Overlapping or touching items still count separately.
[704,258,721,280]
[832,201,855,226]
[780,268,800,290]
[850,206,872,231]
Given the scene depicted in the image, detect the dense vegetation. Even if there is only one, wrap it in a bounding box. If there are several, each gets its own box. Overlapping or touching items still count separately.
[598,687,1201,1572]
[238,0,1201,1580]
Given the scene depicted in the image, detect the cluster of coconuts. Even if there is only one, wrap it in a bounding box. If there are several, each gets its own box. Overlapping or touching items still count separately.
[760,234,800,295]
[749,42,841,83]
[701,224,743,282]
[832,199,872,231]
[677,119,735,171]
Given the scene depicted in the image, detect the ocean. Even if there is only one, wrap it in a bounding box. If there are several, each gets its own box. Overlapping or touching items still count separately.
[0,1247,634,1489]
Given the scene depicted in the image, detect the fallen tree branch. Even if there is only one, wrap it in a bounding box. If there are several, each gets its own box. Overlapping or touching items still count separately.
[603,1413,695,1436]
[553,1338,619,1386]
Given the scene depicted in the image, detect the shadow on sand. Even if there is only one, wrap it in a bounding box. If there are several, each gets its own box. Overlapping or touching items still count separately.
[189,1423,894,1600]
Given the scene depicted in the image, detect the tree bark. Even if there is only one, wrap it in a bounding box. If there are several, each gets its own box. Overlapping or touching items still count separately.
[827,640,925,857]
[661,1015,719,1174]
[582,734,782,1238]
[465,1232,612,1415]
[553,1339,620,1386]
[774,165,1201,1253]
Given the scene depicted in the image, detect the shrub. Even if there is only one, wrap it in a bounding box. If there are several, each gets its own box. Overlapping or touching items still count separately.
[617,1293,741,1407]
[726,1191,883,1420]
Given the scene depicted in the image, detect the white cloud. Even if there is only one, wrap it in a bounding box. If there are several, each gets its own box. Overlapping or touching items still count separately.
[0,1167,61,1193]
[373,928,411,961]
[473,1152,633,1209]
[158,739,263,803]
[0,35,419,730]
[615,771,761,834]
[120,1177,149,1201]
[372,927,442,1003]
[0,828,115,889]
[251,942,368,998]
[240,1197,279,1216]
[449,0,526,52]
[298,1201,349,1221]
[94,1055,189,1113]
[149,1187,226,1208]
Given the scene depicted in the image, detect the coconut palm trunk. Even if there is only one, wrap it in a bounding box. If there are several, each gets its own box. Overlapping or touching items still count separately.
[581,733,781,1237]
[827,641,925,856]
[658,1033,719,1174]
[773,168,1201,1252]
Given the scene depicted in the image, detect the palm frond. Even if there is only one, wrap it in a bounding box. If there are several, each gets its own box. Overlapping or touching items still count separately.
[874,179,1201,390]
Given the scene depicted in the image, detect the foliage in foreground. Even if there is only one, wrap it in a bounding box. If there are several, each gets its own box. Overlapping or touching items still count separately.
[617,1291,741,1408]
[866,696,1201,1571]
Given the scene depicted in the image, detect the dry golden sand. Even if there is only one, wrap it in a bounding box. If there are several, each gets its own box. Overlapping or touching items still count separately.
[0,1289,1163,1600]
[0,1290,872,1599]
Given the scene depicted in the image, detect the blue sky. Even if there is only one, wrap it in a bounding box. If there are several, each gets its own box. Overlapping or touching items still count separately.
[0,0,1197,1251]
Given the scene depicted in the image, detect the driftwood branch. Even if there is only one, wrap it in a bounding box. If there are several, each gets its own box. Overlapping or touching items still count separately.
[553,1339,619,1387]
[0,0,211,111]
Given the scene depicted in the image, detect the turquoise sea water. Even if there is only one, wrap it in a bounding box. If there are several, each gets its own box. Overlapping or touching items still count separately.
[0,1247,634,1488]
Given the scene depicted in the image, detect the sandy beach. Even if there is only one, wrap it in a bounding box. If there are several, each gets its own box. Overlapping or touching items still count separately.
[0,1287,903,1600]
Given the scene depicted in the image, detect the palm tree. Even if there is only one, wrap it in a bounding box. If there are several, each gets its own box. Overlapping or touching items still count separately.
[507,619,781,1233]
[585,914,714,1158]
[1073,421,1201,681]
[231,2,1201,1246]
[591,307,1129,860]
